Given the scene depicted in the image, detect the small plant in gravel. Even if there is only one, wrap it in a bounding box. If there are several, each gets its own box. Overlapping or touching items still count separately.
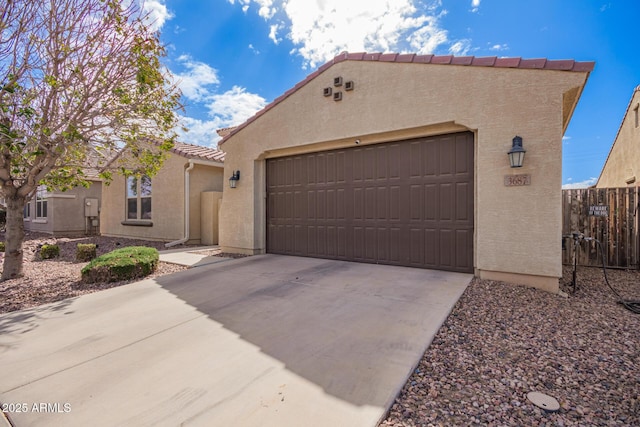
[40,244,60,259]
[76,244,97,262]
[81,246,159,284]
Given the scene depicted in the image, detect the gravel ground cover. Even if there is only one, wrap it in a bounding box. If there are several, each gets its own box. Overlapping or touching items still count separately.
[382,265,640,427]
[0,232,187,314]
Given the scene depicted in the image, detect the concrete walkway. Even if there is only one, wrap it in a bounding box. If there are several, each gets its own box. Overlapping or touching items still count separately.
[0,255,472,427]
[159,246,232,268]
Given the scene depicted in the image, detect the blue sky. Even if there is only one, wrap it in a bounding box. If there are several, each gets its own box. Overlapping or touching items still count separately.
[145,0,639,188]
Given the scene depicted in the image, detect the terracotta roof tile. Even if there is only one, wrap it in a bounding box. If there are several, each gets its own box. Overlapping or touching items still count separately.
[171,141,225,163]
[396,53,416,63]
[431,55,453,64]
[379,53,399,62]
[413,54,434,63]
[220,52,595,145]
[520,58,547,69]
[451,56,474,65]
[471,56,497,66]
[495,57,521,68]
[216,126,237,137]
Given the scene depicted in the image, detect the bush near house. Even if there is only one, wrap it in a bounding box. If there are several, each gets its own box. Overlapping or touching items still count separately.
[40,244,60,259]
[81,246,159,283]
[76,243,97,262]
[0,242,4,252]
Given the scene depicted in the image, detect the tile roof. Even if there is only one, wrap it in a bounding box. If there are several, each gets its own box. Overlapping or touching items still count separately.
[216,126,237,137]
[170,141,225,163]
[220,52,595,145]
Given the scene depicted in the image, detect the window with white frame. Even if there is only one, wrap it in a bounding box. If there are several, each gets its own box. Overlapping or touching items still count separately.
[126,175,152,220]
[36,186,48,219]
[23,202,31,219]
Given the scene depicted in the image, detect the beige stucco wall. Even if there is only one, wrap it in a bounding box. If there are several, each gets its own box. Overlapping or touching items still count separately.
[100,154,223,244]
[24,182,102,236]
[219,60,590,292]
[596,88,640,188]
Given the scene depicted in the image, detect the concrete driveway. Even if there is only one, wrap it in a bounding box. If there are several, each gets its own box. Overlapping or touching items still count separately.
[0,254,471,427]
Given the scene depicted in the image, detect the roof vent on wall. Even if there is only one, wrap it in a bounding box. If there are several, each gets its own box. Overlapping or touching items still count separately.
[345,81,354,91]
[323,87,332,97]
[333,91,342,101]
[333,76,343,87]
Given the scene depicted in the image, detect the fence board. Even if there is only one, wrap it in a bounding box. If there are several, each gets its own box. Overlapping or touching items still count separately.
[562,187,639,269]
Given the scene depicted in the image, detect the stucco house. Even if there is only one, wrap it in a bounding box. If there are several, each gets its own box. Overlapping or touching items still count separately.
[596,85,640,188]
[218,52,594,293]
[23,178,102,236]
[100,141,225,246]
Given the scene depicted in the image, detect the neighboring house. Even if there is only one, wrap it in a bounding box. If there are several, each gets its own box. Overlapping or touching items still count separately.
[218,52,594,293]
[596,86,640,188]
[100,141,225,245]
[23,179,102,236]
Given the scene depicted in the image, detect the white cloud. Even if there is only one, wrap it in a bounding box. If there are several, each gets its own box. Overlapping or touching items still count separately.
[141,0,173,31]
[177,116,225,147]
[229,0,457,69]
[562,177,598,189]
[169,56,267,147]
[174,56,220,102]
[471,0,481,12]
[489,43,508,51]
[206,86,267,126]
[449,39,471,56]
[269,23,283,44]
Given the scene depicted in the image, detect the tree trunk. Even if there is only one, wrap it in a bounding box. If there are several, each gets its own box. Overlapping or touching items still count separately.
[2,197,26,280]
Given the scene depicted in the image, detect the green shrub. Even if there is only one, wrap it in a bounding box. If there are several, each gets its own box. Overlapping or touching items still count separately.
[76,243,97,262]
[40,244,60,259]
[81,246,159,283]
[0,242,4,252]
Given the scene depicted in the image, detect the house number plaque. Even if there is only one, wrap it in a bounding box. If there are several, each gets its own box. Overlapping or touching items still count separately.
[504,174,531,187]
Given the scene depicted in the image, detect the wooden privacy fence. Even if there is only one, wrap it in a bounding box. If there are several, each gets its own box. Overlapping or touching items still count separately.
[562,187,639,269]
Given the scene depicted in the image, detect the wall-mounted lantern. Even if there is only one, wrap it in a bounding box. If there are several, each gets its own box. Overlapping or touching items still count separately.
[229,170,240,188]
[508,136,526,168]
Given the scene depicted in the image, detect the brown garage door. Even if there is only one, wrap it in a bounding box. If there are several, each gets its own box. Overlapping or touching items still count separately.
[266,132,474,273]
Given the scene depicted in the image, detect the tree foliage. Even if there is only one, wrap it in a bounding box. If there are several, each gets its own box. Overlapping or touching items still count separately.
[0,0,182,279]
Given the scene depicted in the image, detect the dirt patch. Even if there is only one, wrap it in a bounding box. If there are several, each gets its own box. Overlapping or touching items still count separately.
[0,232,188,314]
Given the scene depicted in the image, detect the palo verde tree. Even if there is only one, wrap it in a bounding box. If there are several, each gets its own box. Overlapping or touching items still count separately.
[0,0,181,280]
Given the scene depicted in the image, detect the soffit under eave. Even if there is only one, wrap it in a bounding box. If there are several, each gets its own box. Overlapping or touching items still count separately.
[562,72,591,134]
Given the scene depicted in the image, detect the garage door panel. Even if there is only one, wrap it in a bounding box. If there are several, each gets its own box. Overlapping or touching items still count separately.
[455,182,471,222]
[439,229,454,268]
[390,186,400,220]
[410,228,423,265]
[389,228,401,262]
[439,183,453,221]
[410,142,422,177]
[295,225,306,254]
[410,185,422,221]
[456,229,473,270]
[316,190,326,220]
[424,229,438,266]
[267,132,474,273]
[365,227,376,260]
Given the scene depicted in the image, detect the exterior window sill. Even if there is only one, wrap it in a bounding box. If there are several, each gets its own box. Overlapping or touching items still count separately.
[23,218,31,222]
[32,219,47,224]
[121,220,153,227]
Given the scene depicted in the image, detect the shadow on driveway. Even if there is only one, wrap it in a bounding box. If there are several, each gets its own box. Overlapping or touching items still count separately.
[153,254,471,410]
